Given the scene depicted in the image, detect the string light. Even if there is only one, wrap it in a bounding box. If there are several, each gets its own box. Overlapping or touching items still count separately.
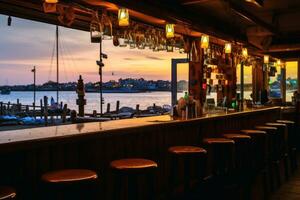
[225,43,232,54]
[45,0,58,3]
[165,24,175,38]
[264,55,269,64]
[242,48,248,58]
[118,8,129,27]
[200,35,209,49]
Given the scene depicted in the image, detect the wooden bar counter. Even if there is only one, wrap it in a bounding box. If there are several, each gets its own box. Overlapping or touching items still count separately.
[0,107,281,199]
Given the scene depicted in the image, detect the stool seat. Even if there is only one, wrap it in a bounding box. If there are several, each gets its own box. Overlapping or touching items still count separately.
[276,120,295,125]
[41,169,98,184]
[265,123,286,128]
[241,130,267,135]
[110,158,158,171]
[223,134,251,140]
[203,138,235,144]
[168,146,207,155]
[255,126,277,132]
[0,186,16,200]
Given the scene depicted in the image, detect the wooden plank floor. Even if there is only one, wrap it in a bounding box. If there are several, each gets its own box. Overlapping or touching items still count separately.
[271,168,300,199]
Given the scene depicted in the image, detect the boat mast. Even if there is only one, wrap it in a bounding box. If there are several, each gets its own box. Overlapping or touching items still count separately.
[56,25,59,104]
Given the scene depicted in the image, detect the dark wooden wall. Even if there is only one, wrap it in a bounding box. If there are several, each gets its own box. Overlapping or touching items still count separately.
[0,108,281,200]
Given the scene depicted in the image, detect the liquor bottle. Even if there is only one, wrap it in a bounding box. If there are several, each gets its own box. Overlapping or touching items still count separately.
[184,92,189,101]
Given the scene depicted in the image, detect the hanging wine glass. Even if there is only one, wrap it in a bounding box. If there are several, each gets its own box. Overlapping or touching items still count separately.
[118,30,128,47]
[100,9,113,40]
[90,11,102,43]
[166,39,174,52]
[137,33,146,49]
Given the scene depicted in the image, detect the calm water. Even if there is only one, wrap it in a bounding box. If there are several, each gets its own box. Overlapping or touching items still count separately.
[0,90,293,114]
[0,91,186,113]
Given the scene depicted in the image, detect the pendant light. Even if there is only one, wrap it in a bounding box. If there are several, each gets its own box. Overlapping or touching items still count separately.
[200,35,209,49]
[264,55,269,64]
[43,0,58,13]
[225,43,232,54]
[118,8,129,27]
[242,48,248,58]
[45,0,58,3]
[165,24,175,38]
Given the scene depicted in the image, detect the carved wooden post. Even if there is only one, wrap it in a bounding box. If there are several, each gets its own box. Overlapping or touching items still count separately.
[76,75,86,117]
[189,39,204,116]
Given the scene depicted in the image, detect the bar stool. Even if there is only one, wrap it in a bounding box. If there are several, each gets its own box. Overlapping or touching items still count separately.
[0,186,16,200]
[222,134,252,200]
[168,146,207,197]
[255,126,279,191]
[241,130,268,171]
[203,138,235,199]
[241,129,269,199]
[110,158,158,200]
[41,169,98,200]
[265,123,289,181]
[277,120,297,171]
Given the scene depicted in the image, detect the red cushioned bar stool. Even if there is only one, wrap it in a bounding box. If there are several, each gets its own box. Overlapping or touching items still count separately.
[41,169,98,200]
[168,146,207,198]
[110,158,158,200]
[0,186,16,200]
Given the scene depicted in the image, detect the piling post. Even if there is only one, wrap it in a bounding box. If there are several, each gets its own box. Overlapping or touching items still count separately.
[116,100,120,113]
[26,105,29,114]
[33,103,36,119]
[43,96,48,126]
[70,110,77,123]
[136,104,140,114]
[76,75,86,117]
[40,99,43,119]
[0,102,3,115]
[17,99,21,112]
[93,110,97,117]
[61,104,67,123]
[106,103,110,113]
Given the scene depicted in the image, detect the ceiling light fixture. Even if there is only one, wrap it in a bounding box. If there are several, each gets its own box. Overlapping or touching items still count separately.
[118,8,129,27]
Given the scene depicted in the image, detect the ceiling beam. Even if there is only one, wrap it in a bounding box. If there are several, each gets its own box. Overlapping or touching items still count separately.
[228,0,278,35]
[181,0,214,5]
[0,1,90,32]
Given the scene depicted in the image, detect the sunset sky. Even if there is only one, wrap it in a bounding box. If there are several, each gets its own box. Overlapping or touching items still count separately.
[0,15,188,85]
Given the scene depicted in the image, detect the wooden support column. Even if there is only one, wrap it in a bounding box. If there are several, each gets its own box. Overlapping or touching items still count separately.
[281,66,286,104]
[252,61,265,102]
[189,41,205,105]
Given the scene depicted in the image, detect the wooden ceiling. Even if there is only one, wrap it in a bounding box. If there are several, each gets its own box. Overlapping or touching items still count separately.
[1,0,300,60]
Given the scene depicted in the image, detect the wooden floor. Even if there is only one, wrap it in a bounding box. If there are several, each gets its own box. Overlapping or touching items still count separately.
[271,167,300,199]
